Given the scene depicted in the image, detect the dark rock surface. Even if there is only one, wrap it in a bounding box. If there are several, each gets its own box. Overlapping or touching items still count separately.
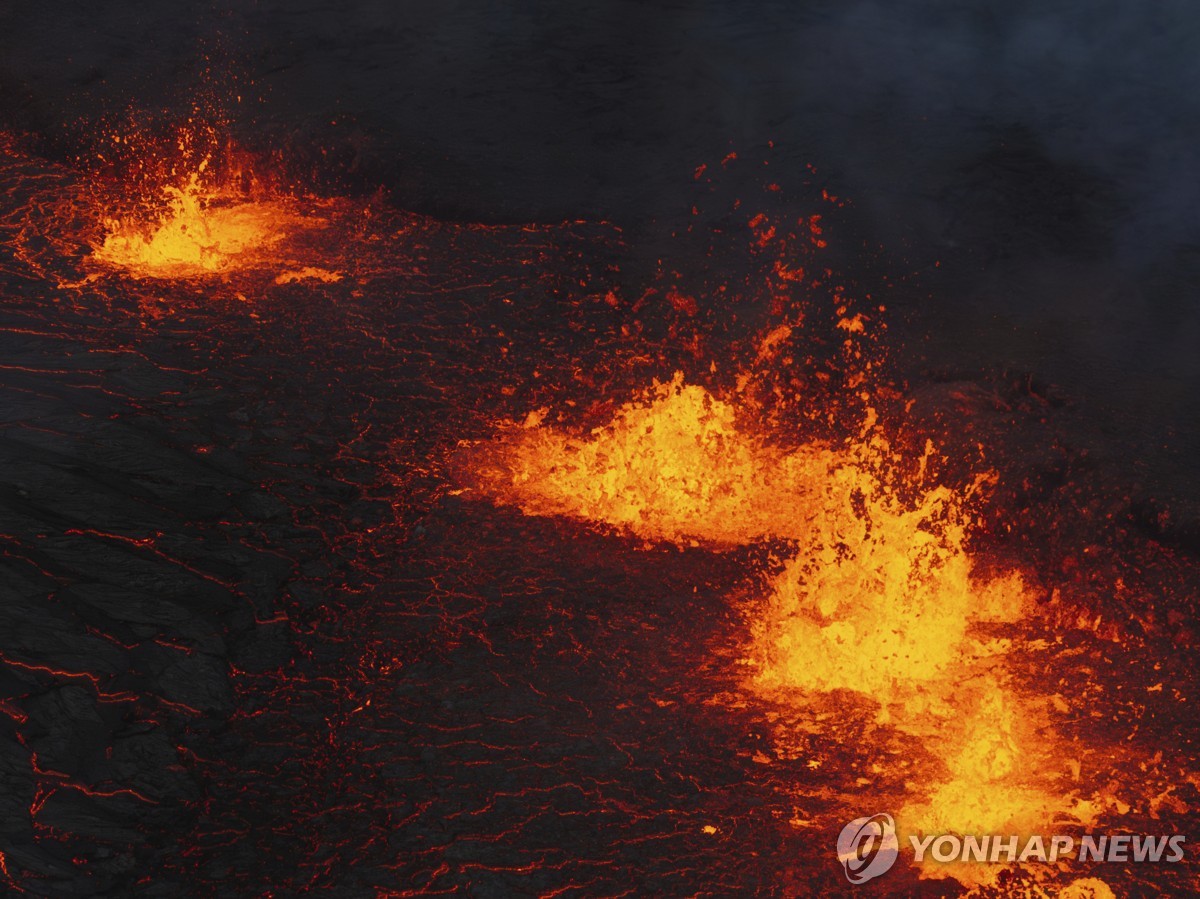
[0,294,288,892]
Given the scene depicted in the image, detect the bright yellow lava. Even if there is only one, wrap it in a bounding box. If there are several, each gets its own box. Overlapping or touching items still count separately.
[472,371,1030,691]
[470,372,840,546]
[92,163,313,278]
[752,480,1028,696]
[895,677,1098,888]
[470,371,1100,888]
[274,266,343,285]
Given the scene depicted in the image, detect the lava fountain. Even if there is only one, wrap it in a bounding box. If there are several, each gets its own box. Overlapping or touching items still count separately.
[467,372,842,547]
[465,355,1104,890]
[87,129,334,280]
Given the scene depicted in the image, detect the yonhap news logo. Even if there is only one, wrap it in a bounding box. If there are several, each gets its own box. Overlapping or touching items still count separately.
[836,813,899,884]
[835,812,1188,884]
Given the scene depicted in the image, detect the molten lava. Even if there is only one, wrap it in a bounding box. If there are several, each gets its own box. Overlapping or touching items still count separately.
[10,120,1181,895]
[469,372,1032,704]
[470,373,840,546]
[751,477,1029,696]
[468,364,1112,889]
[90,157,322,279]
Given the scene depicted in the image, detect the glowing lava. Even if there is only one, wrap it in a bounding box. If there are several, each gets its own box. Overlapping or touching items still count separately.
[469,370,1032,702]
[468,368,1101,888]
[469,372,841,546]
[750,475,1029,696]
[91,158,319,278]
[905,682,1050,835]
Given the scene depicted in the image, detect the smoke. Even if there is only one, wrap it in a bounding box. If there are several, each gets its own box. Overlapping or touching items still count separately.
[771,0,1200,266]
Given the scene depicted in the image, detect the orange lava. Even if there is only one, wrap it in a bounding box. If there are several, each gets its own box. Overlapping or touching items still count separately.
[468,372,839,546]
[90,155,325,279]
[468,365,1107,888]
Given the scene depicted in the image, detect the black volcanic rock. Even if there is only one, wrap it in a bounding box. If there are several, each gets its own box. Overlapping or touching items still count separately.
[60,584,226,655]
[108,726,200,803]
[35,789,147,844]
[24,685,121,780]
[129,645,233,717]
